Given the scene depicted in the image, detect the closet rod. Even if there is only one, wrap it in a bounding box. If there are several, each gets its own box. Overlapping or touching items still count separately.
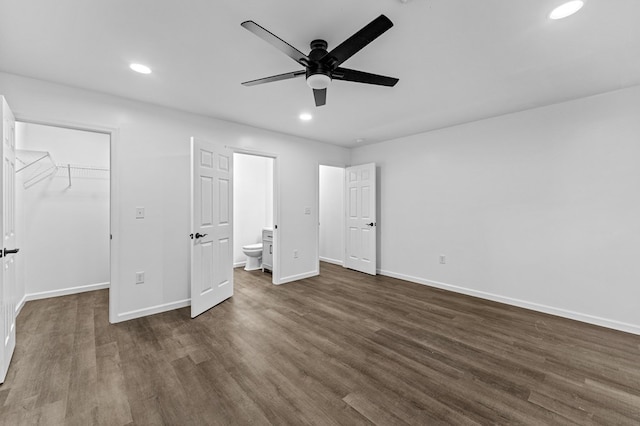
[56,163,110,188]
[55,164,109,172]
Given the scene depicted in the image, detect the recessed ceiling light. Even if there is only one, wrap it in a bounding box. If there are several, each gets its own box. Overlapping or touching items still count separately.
[549,1,584,20]
[355,138,365,143]
[299,113,312,121]
[130,63,152,74]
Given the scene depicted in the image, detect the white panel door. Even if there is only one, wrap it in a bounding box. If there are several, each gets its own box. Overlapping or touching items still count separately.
[0,96,17,383]
[190,137,233,318]
[344,163,376,275]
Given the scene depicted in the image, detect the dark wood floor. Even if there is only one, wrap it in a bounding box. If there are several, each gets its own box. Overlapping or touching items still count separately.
[1,263,640,425]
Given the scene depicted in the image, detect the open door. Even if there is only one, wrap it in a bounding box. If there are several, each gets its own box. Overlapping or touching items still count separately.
[190,137,233,318]
[1,96,17,383]
[344,163,376,275]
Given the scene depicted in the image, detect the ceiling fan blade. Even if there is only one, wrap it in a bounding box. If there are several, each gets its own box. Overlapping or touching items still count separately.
[241,21,310,67]
[333,67,399,86]
[322,15,393,69]
[313,88,327,107]
[242,70,306,86]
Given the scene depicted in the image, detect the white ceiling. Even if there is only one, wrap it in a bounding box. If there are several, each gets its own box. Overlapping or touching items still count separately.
[1,0,639,147]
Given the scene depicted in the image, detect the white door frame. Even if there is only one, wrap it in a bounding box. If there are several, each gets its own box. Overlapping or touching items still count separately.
[231,147,280,285]
[12,114,119,323]
[316,162,347,273]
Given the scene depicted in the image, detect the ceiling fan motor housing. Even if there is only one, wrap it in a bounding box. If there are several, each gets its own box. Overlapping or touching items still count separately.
[306,39,332,89]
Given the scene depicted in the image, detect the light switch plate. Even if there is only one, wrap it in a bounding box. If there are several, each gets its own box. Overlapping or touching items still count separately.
[304,207,311,215]
[136,207,145,219]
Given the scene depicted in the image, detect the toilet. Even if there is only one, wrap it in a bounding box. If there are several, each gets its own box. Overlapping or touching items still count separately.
[242,243,263,271]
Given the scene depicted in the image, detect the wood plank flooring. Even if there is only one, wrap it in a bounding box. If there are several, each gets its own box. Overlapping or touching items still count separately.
[1,262,640,425]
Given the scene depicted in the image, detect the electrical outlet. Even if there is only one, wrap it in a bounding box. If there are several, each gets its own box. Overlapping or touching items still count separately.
[136,207,145,219]
[135,271,145,284]
[439,255,446,264]
[293,250,299,259]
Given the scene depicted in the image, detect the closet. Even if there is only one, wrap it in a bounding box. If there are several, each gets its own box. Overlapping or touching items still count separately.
[15,122,110,299]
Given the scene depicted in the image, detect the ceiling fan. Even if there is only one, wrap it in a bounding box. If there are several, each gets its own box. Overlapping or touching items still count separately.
[240,14,399,107]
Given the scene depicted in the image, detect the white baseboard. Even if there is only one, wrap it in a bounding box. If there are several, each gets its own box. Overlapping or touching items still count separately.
[15,293,27,317]
[320,256,343,266]
[378,269,640,336]
[276,270,319,285]
[25,282,111,303]
[234,261,246,268]
[115,299,191,323]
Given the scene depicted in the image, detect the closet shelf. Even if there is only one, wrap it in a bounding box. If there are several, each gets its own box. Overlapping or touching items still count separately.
[16,149,58,188]
[56,163,110,187]
[16,150,110,189]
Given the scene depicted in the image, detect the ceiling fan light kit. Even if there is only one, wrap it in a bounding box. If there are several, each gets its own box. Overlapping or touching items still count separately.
[241,14,399,107]
[306,73,331,90]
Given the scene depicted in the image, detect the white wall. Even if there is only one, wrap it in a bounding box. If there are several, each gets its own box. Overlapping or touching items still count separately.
[15,122,110,298]
[0,72,350,322]
[7,70,638,333]
[233,153,273,266]
[351,85,640,334]
[319,165,344,265]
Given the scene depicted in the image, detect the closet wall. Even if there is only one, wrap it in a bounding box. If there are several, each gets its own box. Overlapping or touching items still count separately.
[16,122,110,299]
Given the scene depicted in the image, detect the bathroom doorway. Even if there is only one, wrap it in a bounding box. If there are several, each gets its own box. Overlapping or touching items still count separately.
[233,152,276,282]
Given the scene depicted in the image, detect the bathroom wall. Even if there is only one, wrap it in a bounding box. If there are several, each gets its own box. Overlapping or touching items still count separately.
[15,122,110,300]
[233,153,273,266]
[319,165,344,265]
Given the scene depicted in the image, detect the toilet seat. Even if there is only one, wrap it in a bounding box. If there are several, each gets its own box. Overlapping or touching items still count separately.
[243,243,263,251]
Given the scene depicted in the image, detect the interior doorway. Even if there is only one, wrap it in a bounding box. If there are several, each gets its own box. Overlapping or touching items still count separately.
[15,121,111,304]
[318,164,345,267]
[233,152,276,282]
[318,163,378,275]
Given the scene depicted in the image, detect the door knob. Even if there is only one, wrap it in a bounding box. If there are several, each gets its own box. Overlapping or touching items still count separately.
[195,233,208,239]
[365,222,375,227]
[1,248,19,258]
